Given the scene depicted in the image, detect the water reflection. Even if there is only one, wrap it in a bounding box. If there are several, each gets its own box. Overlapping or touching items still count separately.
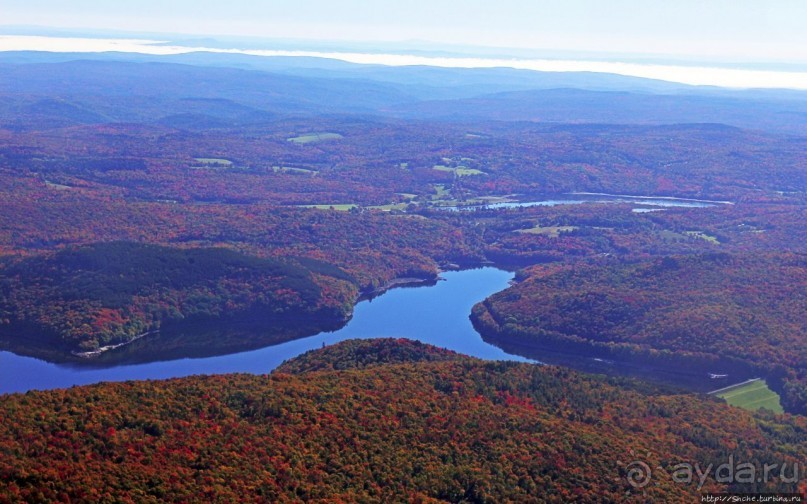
[0,268,530,394]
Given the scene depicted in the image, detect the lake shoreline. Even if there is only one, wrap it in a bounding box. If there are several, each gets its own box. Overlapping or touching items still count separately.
[0,268,520,394]
[71,330,159,358]
[358,275,439,302]
[468,302,796,412]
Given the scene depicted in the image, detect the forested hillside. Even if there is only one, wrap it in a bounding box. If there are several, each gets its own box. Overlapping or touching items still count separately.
[1,339,805,502]
[0,242,357,355]
[472,253,807,414]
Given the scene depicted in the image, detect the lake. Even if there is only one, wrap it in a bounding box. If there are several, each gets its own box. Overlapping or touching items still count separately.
[0,267,532,395]
[442,192,731,211]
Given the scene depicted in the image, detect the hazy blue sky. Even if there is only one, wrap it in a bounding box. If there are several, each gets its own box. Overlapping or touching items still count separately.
[2,0,807,63]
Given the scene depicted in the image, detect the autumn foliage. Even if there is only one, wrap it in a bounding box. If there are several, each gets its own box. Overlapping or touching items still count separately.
[473,253,807,414]
[0,339,805,502]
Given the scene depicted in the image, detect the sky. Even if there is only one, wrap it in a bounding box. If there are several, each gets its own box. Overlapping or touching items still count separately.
[2,1,807,89]
[2,0,806,63]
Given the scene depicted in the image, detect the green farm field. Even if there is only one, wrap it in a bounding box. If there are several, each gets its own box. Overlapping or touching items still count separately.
[433,165,485,176]
[714,379,783,414]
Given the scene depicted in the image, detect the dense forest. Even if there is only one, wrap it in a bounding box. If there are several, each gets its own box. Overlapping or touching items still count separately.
[471,253,807,414]
[0,242,358,355]
[1,339,805,502]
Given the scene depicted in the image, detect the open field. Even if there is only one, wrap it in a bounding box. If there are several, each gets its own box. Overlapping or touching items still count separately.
[44,180,73,190]
[194,158,233,165]
[516,225,578,238]
[192,158,235,169]
[272,166,319,174]
[297,204,357,211]
[433,165,486,176]
[296,203,409,212]
[657,229,721,245]
[684,230,720,244]
[431,184,450,199]
[369,203,409,211]
[713,379,783,413]
[287,132,343,144]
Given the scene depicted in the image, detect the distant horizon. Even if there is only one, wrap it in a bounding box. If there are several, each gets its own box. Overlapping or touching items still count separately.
[3,30,807,91]
[4,23,805,69]
[3,1,806,64]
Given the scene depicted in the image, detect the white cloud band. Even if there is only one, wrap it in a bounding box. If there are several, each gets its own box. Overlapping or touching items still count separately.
[3,35,807,90]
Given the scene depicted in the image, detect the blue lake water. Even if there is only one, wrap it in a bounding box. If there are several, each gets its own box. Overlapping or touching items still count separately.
[0,267,531,395]
[443,193,730,211]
